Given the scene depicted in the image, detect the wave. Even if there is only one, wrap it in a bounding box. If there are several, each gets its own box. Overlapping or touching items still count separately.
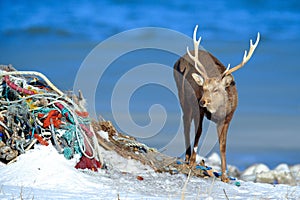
[3,26,71,37]
[0,0,299,41]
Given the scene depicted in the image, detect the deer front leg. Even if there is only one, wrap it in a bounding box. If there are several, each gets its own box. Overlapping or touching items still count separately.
[190,112,204,166]
[217,121,230,183]
[183,110,192,163]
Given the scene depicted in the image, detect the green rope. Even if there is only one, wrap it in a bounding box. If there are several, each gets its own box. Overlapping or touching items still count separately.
[74,140,82,156]
[63,147,73,159]
[35,107,53,114]
[62,126,75,146]
[61,125,84,158]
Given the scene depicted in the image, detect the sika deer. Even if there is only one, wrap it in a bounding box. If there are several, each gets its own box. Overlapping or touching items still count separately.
[173,25,260,182]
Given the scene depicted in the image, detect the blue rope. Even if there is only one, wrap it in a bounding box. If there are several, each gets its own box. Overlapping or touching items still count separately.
[61,107,75,124]
[63,147,73,159]
[31,127,35,138]
[62,127,75,146]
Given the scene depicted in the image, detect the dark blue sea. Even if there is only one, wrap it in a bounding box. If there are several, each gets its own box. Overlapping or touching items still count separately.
[0,0,299,170]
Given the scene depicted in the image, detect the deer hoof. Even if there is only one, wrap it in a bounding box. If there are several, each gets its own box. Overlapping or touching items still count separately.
[221,175,230,183]
[185,155,190,163]
[189,160,197,168]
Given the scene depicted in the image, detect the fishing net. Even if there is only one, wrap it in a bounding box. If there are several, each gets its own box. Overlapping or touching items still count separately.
[0,65,103,170]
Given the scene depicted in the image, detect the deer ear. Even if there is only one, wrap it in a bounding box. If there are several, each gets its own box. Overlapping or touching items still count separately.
[192,73,204,86]
[221,74,234,88]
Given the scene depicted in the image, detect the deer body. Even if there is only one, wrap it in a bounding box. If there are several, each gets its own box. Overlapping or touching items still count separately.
[174,26,260,182]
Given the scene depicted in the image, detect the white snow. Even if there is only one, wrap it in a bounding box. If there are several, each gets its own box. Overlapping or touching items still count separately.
[98,130,110,142]
[0,145,299,200]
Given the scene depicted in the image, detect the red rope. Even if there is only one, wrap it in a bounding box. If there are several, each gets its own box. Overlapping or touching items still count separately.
[3,75,36,95]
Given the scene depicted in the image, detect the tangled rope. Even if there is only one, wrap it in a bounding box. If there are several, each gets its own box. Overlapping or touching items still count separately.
[0,65,103,170]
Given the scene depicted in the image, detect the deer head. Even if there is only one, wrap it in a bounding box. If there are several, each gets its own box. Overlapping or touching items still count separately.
[187,25,260,113]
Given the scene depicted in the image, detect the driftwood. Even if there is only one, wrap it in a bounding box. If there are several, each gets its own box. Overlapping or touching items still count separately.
[92,120,207,178]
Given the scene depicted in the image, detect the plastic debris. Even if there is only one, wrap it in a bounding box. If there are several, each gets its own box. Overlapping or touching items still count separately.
[0,65,103,170]
[194,162,240,183]
[213,171,222,178]
[235,181,241,187]
[75,155,101,171]
[176,160,183,165]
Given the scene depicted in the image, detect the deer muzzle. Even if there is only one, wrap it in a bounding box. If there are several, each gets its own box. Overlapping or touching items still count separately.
[199,98,210,107]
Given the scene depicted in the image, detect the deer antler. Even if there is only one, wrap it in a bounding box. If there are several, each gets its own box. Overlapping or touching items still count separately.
[223,32,260,77]
[187,25,208,79]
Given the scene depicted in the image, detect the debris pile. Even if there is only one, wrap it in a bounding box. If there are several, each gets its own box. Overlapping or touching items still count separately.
[93,120,209,177]
[94,120,244,184]
[0,65,102,170]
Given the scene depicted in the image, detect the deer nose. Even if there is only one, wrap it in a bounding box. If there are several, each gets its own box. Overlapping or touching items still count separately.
[199,99,206,106]
[200,99,211,106]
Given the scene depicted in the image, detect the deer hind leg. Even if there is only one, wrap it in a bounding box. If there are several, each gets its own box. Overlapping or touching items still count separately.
[189,111,204,166]
[217,121,230,183]
[183,109,193,163]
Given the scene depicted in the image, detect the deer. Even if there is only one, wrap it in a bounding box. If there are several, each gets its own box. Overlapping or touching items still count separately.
[173,25,260,182]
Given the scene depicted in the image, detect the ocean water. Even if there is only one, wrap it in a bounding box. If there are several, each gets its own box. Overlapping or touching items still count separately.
[1,0,300,41]
[0,0,299,169]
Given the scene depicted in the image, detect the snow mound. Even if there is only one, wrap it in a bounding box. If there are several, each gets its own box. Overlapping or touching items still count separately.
[0,145,299,199]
